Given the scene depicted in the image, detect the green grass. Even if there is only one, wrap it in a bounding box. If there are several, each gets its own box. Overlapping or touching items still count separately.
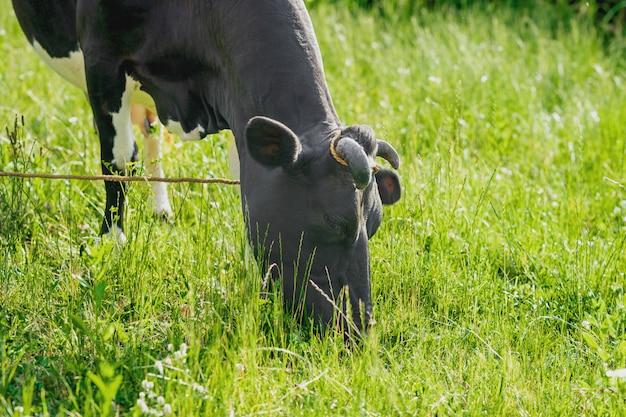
[2,1,626,415]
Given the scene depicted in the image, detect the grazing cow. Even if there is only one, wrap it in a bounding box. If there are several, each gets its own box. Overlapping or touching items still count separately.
[12,0,402,333]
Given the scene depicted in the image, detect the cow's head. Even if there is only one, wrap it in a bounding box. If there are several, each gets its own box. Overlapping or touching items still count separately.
[242,116,401,335]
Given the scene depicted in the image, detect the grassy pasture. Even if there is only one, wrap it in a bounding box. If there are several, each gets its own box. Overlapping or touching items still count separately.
[1,0,626,415]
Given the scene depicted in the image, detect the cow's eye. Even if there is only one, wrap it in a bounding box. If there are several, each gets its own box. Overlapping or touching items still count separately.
[323,213,344,237]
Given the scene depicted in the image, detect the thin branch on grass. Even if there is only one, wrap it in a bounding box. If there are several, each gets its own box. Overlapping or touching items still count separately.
[431,318,503,360]
[254,347,306,362]
[279,369,329,402]
[603,176,626,192]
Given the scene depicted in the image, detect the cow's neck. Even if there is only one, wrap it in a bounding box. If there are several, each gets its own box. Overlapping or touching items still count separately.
[216,0,341,152]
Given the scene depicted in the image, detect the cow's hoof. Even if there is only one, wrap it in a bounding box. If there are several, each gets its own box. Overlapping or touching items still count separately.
[102,225,127,246]
[153,199,173,221]
[154,209,174,224]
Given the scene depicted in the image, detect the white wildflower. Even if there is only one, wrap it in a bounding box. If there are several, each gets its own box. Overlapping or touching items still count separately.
[157,396,165,405]
[142,379,154,391]
[174,343,189,359]
[192,383,206,393]
[163,404,173,415]
[155,360,164,375]
[136,398,150,413]
[428,76,441,84]
[606,368,626,378]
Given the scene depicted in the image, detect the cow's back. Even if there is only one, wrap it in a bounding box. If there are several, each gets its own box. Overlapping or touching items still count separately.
[12,0,87,91]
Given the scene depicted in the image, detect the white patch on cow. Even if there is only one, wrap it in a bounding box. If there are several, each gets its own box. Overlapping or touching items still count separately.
[143,133,173,216]
[130,103,172,216]
[151,181,173,216]
[165,120,205,141]
[111,75,138,172]
[228,133,240,181]
[32,41,87,92]
[228,132,241,195]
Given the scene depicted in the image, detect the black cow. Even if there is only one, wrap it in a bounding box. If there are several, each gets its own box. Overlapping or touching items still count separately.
[12,0,402,333]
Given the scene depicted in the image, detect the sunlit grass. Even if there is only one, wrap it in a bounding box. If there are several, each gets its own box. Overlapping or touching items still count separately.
[1,0,626,415]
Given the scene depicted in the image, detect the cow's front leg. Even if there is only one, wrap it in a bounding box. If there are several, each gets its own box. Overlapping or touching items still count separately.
[88,73,139,245]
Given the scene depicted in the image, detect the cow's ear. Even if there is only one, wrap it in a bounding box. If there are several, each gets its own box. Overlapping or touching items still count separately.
[246,116,302,167]
[375,168,401,205]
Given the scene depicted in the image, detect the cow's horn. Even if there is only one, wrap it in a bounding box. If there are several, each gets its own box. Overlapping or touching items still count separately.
[332,136,372,189]
[376,140,400,170]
